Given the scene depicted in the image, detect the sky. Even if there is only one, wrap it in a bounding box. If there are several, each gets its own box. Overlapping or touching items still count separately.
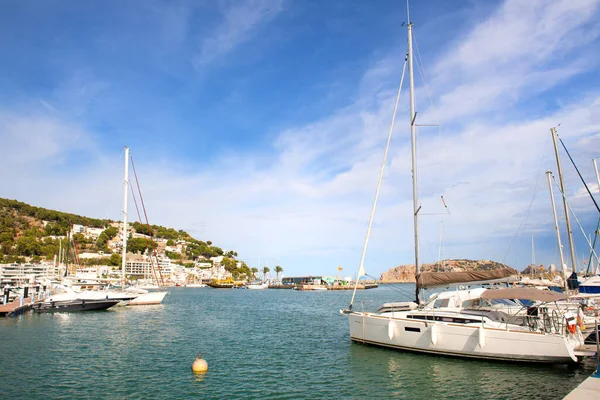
[1,0,599,278]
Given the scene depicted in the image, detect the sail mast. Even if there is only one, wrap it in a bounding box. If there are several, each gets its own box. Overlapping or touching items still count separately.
[121,146,130,289]
[407,15,420,301]
[551,127,577,273]
[546,171,568,290]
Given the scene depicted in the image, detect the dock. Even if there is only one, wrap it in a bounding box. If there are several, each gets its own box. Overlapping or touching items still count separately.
[268,284,294,289]
[328,283,379,290]
[0,297,38,317]
[564,370,600,399]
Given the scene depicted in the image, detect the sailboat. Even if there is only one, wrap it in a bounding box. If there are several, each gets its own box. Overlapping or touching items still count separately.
[118,147,167,305]
[344,15,585,363]
[246,258,269,289]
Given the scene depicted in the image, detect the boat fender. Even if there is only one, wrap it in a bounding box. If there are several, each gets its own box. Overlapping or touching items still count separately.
[388,319,394,340]
[192,353,208,373]
[478,326,485,349]
[430,324,438,345]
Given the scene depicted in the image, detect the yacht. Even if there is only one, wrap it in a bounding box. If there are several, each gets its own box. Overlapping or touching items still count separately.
[33,286,120,312]
[349,286,585,363]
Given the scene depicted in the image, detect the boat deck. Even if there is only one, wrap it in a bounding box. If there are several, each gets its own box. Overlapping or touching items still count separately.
[575,344,598,358]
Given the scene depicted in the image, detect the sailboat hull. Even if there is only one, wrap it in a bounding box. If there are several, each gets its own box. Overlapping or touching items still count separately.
[128,291,167,305]
[348,312,581,363]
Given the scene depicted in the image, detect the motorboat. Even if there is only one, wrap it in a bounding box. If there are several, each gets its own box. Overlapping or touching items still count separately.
[245,281,268,290]
[33,286,120,313]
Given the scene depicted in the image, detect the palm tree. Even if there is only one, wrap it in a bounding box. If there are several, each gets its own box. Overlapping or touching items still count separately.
[263,266,270,281]
[251,267,258,280]
[274,265,283,282]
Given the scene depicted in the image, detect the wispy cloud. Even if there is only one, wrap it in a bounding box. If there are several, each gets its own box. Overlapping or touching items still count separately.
[1,0,600,275]
[193,0,284,68]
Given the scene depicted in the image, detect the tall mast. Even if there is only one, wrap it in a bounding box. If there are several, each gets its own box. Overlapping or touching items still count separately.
[121,147,130,289]
[546,171,568,290]
[408,18,420,302]
[551,127,577,274]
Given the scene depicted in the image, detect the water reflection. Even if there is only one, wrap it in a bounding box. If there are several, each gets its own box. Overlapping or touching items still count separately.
[349,341,596,399]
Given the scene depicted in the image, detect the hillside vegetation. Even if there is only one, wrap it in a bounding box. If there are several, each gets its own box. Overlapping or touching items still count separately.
[0,198,249,277]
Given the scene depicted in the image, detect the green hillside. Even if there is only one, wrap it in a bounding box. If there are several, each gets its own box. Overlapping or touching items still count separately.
[0,198,250,278]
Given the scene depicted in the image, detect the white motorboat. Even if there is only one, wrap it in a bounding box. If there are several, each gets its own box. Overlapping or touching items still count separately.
[245,282,268,290]
[33,285,120,313]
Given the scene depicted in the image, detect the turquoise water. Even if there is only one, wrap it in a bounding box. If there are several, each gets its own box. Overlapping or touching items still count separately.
[0,285,596,399]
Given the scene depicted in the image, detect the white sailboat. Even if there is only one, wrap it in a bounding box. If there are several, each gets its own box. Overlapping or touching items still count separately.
[119,147,167,306]
[344,15,585,363]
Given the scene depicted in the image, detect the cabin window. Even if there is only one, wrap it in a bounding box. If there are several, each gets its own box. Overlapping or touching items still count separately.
[434,298,451,308]
[405,327,421,333]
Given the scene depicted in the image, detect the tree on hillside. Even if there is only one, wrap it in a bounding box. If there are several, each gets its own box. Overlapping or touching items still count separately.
[132,221,153,236]
[127,237,157,254]
[251,267,258,280]
[109,253,121,266]
[274,265,283,281]
[263,266,270,280]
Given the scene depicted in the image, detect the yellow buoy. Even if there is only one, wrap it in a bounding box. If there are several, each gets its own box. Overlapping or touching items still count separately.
[192,353,208,373]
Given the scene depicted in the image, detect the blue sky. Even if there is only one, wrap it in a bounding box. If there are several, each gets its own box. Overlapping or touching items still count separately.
[1,0,599,278]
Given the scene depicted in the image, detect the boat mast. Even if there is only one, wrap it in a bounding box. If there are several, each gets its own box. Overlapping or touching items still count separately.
[546,171,568,290]
[407,16,420,302]
[551,127,577,274]
[121,146,130,289]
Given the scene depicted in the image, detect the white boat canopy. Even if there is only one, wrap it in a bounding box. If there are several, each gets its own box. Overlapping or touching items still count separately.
[481,288,568,302]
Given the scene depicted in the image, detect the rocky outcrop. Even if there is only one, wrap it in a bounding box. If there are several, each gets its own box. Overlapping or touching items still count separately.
[380,259,514,283]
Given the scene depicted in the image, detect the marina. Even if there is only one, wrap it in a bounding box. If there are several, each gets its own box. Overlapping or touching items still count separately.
[1,285,599,399]
[1,0,600,398]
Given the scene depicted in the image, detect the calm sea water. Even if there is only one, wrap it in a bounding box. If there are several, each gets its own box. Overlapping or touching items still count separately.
[0,284,596,399]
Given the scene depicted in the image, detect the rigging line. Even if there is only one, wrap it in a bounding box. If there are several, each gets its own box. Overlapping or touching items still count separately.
[130,155,165,286]
[129,182,159,285]
[129,166,161,286]
[366,275,416,299]
[587,218,600,275]
[557,135,600,214]
[551,175,600,266]
[412,31,441,139]
[348,53,409,309]
[502,135,550,264]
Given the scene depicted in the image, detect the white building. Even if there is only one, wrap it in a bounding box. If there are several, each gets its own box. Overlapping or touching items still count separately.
[0,262,57,284]
[125,256,174,279]
[85,227,105,239]
[72,224,85,234]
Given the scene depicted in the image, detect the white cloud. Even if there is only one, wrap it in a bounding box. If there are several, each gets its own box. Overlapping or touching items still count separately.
[193,0,284,67]
[2,0,600,277]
